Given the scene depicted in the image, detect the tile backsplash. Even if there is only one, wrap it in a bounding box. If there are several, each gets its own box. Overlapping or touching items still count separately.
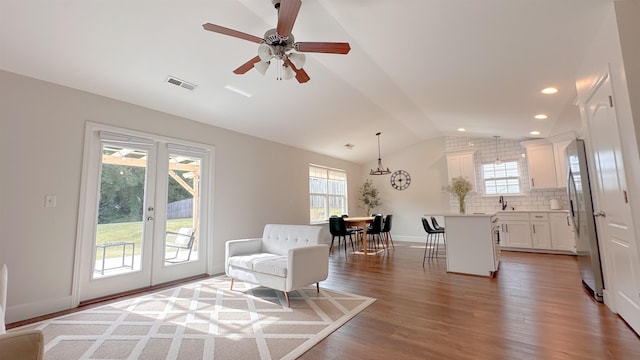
[445,136,569,212]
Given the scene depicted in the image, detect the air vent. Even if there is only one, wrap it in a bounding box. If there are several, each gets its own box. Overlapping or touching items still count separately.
[166,76,197,91]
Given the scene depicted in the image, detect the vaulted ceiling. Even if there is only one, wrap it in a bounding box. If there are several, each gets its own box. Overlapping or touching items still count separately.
[0,0,608,163]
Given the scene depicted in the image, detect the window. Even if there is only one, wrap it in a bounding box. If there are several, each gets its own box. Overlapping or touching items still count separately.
[482,161,520,195]
[309,165,348,223]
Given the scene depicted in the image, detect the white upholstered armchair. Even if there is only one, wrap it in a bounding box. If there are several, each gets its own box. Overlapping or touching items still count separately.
[225,224,329,306]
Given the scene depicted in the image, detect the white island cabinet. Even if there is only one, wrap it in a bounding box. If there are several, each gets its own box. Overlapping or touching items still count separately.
[439,213,499,277]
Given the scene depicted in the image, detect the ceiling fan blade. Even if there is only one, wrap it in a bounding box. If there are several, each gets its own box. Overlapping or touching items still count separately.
[294,42,351,54]
[276,0,302,38]
[202,23,264,44]
[233,56,262,74]
[285,58,310,83]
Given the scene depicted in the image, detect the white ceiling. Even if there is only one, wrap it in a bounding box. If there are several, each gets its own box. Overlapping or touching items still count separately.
[0,0,609,164]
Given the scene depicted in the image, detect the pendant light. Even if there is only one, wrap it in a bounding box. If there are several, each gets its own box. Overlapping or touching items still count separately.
[370,132,391,175]
[494,135,502,165]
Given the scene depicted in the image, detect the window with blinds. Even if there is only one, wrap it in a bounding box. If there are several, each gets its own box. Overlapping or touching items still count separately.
[309,165,348,223]
[483,160,521,195]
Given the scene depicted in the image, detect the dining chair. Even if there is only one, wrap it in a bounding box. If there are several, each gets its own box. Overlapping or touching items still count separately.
[422,217,445,266]
[342,214,364,245]
[329,216,355,255]
[381,214,395,249]
[367,214,385,251]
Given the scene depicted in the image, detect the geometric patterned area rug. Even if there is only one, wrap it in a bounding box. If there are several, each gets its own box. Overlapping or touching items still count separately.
[14,276,375,360]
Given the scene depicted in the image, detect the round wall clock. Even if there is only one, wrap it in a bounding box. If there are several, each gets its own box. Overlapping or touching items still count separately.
[390,170,411,190]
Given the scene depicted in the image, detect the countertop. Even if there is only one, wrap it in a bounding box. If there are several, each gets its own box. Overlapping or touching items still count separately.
[496,209,569,213]
[425,212,497,217]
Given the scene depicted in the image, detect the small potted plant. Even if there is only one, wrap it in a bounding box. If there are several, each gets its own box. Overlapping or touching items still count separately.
[442,177,473,214]
[359,179,381,216]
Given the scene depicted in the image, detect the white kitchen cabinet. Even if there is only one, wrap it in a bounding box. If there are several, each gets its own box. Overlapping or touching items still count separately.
[553,140,571,188]
[530,212,551,249]
[549,212,576,252]
[524,142,558,189]
[522,137,573,189]
[446,150,476,190]
[498,212,532,248]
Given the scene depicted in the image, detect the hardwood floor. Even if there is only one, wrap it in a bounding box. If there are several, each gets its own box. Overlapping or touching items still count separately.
[9,242,639,359]
[302,242,640,360]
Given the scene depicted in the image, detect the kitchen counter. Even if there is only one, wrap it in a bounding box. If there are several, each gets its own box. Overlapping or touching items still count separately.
[497,209,569,213]
[426,213,500,277]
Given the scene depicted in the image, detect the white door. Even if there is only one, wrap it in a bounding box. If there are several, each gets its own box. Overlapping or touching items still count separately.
[586,74,640,332]
[75,125,211,302]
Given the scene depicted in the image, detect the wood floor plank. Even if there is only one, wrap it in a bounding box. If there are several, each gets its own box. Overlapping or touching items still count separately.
[301,243,640,359]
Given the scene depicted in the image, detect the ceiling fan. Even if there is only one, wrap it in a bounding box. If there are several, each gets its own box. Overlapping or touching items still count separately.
[202,0,351,83]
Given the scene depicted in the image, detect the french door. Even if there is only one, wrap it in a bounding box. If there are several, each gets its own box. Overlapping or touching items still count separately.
[74,123,212,302]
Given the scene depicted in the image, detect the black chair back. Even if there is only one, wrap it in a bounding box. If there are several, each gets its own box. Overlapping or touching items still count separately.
[422,217,435,234]
[431,216,444,231]
[382,214,393,232]
[329,216,347,236]
[369,214,383,233]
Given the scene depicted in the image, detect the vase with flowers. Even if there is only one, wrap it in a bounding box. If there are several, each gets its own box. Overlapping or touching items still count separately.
[442,177,473,214]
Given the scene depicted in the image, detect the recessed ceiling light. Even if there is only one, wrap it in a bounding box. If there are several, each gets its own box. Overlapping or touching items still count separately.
[534,114,548,120]
[530,131,541,136]
[457,128,466,132]
[541,87,558,95]
[344,143,355,150]
[224,85,252,98]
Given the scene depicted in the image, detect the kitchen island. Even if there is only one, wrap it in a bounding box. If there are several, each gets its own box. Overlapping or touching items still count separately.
[428,212,500,277]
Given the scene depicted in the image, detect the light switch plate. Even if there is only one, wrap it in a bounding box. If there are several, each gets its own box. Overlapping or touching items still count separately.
[45,194,57,208]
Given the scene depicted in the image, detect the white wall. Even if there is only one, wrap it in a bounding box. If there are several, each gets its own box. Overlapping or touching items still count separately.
[0,70,364,322]
[360,137,449,242]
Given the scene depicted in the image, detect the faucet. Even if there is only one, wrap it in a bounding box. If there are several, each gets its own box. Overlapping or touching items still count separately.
[499,196,508,210]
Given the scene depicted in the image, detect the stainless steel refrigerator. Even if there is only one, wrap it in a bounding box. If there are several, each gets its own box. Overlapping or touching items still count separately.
[566,139,604,302]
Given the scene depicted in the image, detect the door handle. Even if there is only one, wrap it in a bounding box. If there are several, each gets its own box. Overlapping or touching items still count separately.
[593,211,606,218]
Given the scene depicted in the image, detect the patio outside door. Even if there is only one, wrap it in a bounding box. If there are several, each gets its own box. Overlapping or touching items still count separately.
[75,124,211,303]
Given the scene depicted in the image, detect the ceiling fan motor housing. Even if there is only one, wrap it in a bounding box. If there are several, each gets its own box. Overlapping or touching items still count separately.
[264,28,294,48]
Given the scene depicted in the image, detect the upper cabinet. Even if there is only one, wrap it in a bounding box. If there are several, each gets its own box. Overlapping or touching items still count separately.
[553,140,571,188]
[522,136,573,189]
[446,150,476,190]
[524,142,558,189]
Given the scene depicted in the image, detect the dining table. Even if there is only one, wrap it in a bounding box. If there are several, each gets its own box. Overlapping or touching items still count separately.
[342,216,379,255]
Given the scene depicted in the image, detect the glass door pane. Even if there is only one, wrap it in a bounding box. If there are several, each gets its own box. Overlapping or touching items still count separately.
[164,154,201,264]
[93,144,148,278]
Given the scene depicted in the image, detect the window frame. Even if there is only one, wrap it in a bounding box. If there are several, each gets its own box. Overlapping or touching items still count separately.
[481,160,522,195]
[309,164,348,224]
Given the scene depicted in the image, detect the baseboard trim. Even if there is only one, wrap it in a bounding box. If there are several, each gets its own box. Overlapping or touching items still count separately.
[6,294,74,325]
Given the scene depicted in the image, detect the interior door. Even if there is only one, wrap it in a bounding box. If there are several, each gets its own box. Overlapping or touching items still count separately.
[586,74,640,332]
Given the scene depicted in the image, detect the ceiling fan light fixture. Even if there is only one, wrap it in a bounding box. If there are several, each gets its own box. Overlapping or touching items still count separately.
[258,44,274,62]
[282,64,296,80]
[288,52,306,68]
[370,132,391,175]
[254,60,270,75]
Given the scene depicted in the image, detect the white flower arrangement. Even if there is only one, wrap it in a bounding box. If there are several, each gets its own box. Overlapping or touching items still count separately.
[442,176,473,213]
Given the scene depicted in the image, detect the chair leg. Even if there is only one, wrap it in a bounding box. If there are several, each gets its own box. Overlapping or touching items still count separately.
[284,291,290,307]
[316,282,320,293]
[423,235,429,267]
[230,278,235,290]
[330,235,336,254]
